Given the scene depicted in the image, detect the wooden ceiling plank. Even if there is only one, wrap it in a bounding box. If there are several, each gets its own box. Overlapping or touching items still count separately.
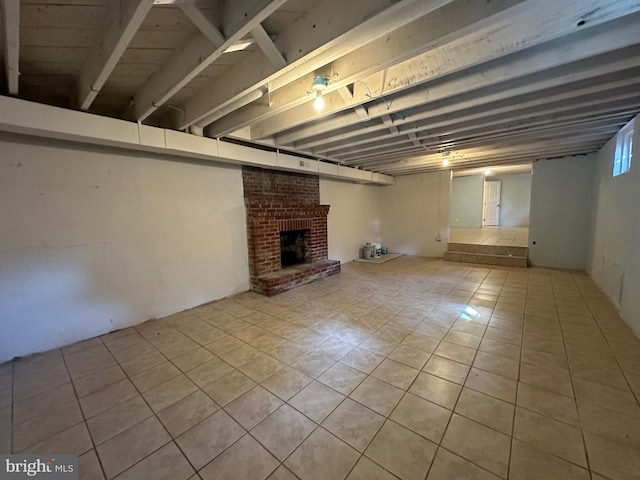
[77,0,154,110]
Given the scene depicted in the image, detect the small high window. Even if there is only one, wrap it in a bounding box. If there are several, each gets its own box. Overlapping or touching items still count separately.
[613,119,633,177]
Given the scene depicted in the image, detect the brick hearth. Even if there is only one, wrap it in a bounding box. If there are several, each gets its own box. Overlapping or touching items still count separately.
[242,167,340,295]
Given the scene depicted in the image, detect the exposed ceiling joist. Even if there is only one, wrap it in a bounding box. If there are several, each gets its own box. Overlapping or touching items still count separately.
[129,0,287,122]
[1,0,20,95]
[178,1,225,46]
[250,24,286,69]
[76,0,154,110]
[254,0,640,142]
[186,0,457,132]
[208,0,528,137]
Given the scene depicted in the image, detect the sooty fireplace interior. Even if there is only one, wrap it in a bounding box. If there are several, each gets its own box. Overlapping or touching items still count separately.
[280,229,310,267]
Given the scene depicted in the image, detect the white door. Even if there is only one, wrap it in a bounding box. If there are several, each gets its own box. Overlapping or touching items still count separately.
[483,181,501,226]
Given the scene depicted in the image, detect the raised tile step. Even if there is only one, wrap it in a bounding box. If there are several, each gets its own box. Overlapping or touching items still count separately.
[444,251,528,268]
[447,242,528,257]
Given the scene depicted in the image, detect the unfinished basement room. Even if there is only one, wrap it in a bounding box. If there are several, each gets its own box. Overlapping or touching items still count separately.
[1,0,640,479]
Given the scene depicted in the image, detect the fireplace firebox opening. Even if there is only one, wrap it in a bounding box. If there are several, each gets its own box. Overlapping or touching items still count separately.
[280,229,310,267]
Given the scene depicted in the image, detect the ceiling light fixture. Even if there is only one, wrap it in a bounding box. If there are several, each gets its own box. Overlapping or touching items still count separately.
[442,159,449,167]
[484,169,491,176]
[312,76,328,111]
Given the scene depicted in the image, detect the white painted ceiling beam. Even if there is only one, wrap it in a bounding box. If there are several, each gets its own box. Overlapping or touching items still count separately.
[319,72,640,157]
[336,87,369,120]
[209,0,529,136]
[76,0,154,110]
[178,2,225,46]
[250,24,286,69]
[263,2,640,143]
[182,0,454,131]
[129,0,287,122]
[1,0,20,95]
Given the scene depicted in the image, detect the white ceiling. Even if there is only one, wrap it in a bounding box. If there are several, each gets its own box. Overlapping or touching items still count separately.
[2,0,639,175]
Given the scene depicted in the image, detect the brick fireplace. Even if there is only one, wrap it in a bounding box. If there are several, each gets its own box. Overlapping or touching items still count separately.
[242,167,340,296]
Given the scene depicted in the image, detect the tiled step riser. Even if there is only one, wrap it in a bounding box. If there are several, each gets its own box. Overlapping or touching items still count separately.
[444,251,528,268]
[447,242,528,257]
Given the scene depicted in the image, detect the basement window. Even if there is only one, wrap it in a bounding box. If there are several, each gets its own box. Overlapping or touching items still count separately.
[613,120,633,177]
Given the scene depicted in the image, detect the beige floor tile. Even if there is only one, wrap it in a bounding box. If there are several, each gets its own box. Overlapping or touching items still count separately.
[441,414,510,478]
[20,422,93,456]
[340,348,385,374]
[318,363,367,395]
[577,400,640,450]
[346,456,398,480]
[401,333,439,354]
[205,336,246,356]
[443,330,482,349]
[434,341,477,365]
[157,390,219,437]
[522,334,565,357]
[365,420,437,480]
[472,350,519,380]
[80,379,138,419]
[427,448,501,480]
[12,382,76,425]
[79,449,106,480]
[0,405,10,454]
[478,338,521,361]
[521,348,569,373]
[176,410,245,470]
[390,392,451,443]
[315,337,354,360]
[119,350,166,377]
[452,320,488,337]
[509,439,590,480]
[251,404,316,460]
[288,381,345,423]
[262,365,312,401]
[371,359,419,390]
[226,385,283,429]
[290,351,336,378]
[142,375,198,413]
[285,427,360,480]
[268,465,299,480]
[349,376,404,416]
[172,347,215,372]
[585,431,640,480]
[238,353,285,383]
[199,434,278,480]
[423,356,470,385]
[114,442,194,480]
[73,366,126,398]
[465,368,517,403]
[388,345,430,369]
[202,370,255,406]
[573,378,640,418]
[87,395,152,445]
[409,372,461,410]
[414,321,449,340]
[187,357,235,388]
[516,382,580,427]
[519,363,574,398]
[455,388,514,435]
[513,407,587,467]
[322,398,384,452]
[570,361,629,391]
[131,361,181,392]
[97,416,170,479]
[65,344,118,379]
[12,401,83,452]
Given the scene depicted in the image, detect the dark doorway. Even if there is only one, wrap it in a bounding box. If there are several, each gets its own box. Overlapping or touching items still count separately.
[280,229,310,267]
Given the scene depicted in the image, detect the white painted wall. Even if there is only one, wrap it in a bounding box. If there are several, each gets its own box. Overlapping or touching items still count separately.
[0,134,249,362]
[528,154,596,270]
[319,179,382,263]
[588,115,640,335]
[380,172,450,257]
[486,173,532,227]
[450,175,484,227]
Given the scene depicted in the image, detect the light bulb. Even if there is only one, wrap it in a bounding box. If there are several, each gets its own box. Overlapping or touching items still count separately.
[314,93,325,111]
[442,159,449,167]
[484,169,491,176]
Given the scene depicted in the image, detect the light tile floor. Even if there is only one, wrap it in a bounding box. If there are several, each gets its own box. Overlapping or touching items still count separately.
[2,257,640,480]
[450,227,529,247]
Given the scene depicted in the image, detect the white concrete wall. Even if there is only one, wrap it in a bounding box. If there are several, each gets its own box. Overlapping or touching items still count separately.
[588,115,640,335]
[528,154,596,270]
[380,172,450,257]
[450,175,484,227]
[486,173,532,227]
[0,134,249,362]
[320,179,382,263]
